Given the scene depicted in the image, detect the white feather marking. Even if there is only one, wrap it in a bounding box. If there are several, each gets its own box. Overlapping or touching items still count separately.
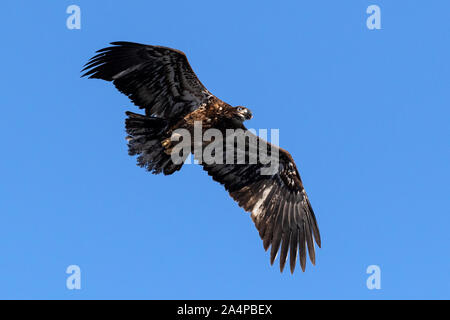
[251,185,273,220]
[112,64,143,80]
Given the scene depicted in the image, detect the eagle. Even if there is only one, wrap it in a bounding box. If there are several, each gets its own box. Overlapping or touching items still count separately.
[82,42,321,273]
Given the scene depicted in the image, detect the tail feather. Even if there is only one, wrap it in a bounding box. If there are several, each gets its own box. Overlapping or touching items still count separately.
[125,111,183,175]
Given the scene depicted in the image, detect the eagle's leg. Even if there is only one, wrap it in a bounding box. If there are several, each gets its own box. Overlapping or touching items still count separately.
[161,132,182,155]
[162,139,173,155]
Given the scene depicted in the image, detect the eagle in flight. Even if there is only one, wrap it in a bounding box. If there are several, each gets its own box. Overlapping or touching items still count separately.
[82,42,320,273]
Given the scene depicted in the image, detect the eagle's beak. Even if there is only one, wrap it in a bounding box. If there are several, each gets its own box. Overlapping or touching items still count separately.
[237,107,252,121]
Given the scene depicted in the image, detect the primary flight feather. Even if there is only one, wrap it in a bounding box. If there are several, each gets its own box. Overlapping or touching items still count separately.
[82,41,321,273]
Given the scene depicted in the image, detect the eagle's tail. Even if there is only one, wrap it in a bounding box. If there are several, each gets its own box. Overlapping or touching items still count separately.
[125,111,184,175]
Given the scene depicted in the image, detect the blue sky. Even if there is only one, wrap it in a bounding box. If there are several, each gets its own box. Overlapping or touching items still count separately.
[0,1,449,299]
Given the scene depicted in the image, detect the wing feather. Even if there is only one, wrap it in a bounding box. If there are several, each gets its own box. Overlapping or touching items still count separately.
[279,230,291,272]
[270,201,285,265]
[289,227,299,273]
[304,213,316,265]
[299,219,307,272]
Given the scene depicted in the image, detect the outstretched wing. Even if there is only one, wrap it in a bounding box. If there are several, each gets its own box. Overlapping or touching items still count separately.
[82,41,213,120]
[201,130,320,273]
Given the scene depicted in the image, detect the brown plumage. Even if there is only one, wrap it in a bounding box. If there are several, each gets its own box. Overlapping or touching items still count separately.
[82,41,321,273]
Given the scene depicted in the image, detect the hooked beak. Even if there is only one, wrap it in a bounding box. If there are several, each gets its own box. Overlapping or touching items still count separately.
[238,109,252,120]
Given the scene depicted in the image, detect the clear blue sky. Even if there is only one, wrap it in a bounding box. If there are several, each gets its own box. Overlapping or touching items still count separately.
[0,1,449,299]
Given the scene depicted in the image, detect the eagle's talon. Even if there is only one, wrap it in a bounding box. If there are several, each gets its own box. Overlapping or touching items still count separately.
[161,138,171,148]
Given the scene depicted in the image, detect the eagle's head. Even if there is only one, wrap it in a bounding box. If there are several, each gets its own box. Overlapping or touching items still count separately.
[234,106,253,121]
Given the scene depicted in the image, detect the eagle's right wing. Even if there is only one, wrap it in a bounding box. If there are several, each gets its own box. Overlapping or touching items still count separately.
[82,42,213,120]
[200,130,321,273]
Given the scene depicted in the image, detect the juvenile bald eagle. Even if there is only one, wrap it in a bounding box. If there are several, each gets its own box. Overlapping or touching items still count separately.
[82,42,320,273]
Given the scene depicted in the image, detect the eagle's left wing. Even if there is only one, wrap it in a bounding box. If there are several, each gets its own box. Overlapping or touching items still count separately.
[201,130,321,273]
[82,42,213,121]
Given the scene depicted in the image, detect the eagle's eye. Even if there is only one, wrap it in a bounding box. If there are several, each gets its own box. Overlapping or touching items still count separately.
[237,107,244,112]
